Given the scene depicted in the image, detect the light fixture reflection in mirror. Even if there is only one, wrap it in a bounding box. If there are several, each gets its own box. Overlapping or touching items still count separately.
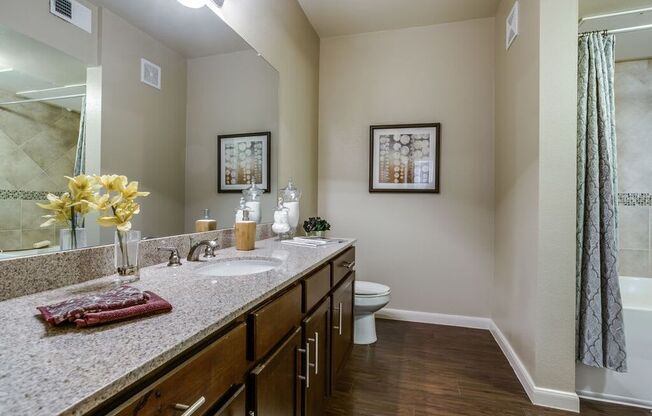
[177,0,206,9]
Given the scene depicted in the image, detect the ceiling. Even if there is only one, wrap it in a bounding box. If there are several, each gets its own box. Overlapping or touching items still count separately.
[579,1,652,61]
[297,0,501,38]
[579,0,652,18]
[89,0,251,58]
[0,24,86,111]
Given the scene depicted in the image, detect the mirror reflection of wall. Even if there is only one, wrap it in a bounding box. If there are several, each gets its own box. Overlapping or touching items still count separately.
[0,0,279,259]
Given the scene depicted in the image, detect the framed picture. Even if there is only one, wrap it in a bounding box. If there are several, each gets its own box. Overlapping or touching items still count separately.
[369,123,440,193]
[217,132,271,193]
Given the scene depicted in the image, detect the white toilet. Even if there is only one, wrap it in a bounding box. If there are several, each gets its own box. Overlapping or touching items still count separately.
[354,281,391,345]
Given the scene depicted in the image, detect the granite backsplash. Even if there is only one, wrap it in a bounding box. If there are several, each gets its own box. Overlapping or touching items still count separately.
[0,223,273,301]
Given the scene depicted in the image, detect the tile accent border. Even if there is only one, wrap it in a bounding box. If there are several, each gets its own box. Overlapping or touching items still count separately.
[0,189,64,200]
[0,223,273,301]
[618,193,652,207]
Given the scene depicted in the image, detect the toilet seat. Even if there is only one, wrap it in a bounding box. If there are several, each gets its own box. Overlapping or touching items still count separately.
[355,281,391,297]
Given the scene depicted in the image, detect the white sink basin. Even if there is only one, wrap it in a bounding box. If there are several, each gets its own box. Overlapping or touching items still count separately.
[197,257,282,277]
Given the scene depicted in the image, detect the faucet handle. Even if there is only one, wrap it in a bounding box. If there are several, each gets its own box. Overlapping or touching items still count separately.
[203,240,219,258]
[157,247,182,267]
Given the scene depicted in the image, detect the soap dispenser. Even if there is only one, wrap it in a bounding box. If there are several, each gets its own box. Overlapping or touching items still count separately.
[242,180,263,224]
[195,208,217,232]
[235,198,256,251]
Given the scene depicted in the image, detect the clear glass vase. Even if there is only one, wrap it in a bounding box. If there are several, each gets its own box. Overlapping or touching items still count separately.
[59,228,87,251]
[114,230,140,284]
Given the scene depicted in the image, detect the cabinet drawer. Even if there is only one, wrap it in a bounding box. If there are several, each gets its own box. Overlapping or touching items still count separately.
[302,264,331,313]
[209,384,246,416]
[111,323,248,416]
[331,247,355,287]
[248,284,302,361]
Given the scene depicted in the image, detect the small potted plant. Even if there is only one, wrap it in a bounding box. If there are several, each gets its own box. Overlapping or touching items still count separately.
[303,217,331,237]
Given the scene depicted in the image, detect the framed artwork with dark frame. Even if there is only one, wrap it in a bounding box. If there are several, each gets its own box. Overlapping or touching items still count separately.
[369,123,441,193]
[217,131,271,193]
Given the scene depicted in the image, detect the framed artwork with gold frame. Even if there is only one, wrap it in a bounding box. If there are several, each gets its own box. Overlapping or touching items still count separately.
[217,132,271,193]
[369,123,440,193]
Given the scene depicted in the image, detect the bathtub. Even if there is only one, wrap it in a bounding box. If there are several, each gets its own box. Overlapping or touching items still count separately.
[576,276,652,409]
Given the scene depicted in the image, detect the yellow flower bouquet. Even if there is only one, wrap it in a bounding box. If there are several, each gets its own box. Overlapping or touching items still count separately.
[91,175,150,281]
[37,174,98,249]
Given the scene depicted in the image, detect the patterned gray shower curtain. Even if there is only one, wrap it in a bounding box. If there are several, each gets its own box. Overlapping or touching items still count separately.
[576,32,626,372]
[73,97,87,176]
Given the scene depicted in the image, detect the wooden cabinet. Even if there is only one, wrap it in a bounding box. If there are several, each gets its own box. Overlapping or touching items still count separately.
[331,273,354,389]
[105,247,355,416]
[110,323,248,416]
[248,284,302,361]
[209,384,246,416]
[331,247,355,287]
[249,327,303,416]
[302,299,330,416]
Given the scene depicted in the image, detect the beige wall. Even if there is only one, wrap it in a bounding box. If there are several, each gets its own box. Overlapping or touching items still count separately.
[98,9,187,241]
[318,18,495,317]
[206,0,320,223]
[0,0,98,65]
[494,0,577,395]
[185,50,279,231]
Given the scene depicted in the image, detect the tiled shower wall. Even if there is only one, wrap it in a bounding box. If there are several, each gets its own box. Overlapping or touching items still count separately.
[615,60,652,278]
[0,89,80,251]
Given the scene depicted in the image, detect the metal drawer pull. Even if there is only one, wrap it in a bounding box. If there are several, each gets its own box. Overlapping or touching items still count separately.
[298,346,310,388]
[174,396,205,416]
[333,302,343,336]
[307,331,319,375]
[342,260,355,270]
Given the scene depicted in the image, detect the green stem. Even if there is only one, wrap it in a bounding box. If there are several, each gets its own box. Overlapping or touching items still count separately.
[112,207,130,269]
[70,207,77,249]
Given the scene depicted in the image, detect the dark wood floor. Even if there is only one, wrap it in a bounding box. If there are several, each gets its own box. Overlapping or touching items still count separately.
[324,319,649,416]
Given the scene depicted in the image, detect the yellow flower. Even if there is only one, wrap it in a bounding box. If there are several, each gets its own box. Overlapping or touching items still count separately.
[94,175,127,193]
[97,199,141,232]
[122,181,150,200]
[65,175,95,199]
[37,193,73,227]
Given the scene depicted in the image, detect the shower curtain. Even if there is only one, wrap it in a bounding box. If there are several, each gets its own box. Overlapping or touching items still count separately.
[73,97,87,176]
[576,32,627,372]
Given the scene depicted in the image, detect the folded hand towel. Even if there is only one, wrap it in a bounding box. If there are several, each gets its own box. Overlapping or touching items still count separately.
[74,291,172,328]
[37,285,146,325]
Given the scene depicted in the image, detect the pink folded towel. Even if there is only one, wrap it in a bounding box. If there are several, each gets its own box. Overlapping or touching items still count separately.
[74,291,172,328]
[37,285,147,325]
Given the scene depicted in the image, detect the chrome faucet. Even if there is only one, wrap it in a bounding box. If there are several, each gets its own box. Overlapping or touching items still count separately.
[187,240,219,261]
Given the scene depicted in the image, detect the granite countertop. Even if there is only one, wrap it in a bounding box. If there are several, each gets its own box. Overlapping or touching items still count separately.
[0,238,355,416]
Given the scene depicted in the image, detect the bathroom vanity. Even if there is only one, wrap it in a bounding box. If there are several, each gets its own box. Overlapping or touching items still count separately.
[0,238,355,416]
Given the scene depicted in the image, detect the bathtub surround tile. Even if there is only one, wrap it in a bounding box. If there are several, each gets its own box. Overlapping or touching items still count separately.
[619,193,652,207]
[618,206,650,250]
[0,200,21,230]
[20,129,75,170]
[0,230,22,251]
[619,249,650,278]
[0,223,273,301]
[21,228,56,249]
[0,109,43,146]
[0,147,45,189]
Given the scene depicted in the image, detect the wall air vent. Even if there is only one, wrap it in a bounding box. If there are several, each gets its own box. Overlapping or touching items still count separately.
[141,59,162,90]
[49,0,92,33]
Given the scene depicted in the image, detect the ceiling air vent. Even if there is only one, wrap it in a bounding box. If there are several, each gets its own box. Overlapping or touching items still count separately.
[49,0,92,33]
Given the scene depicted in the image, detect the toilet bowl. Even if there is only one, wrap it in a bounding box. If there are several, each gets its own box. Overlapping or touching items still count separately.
[354,281,391,345]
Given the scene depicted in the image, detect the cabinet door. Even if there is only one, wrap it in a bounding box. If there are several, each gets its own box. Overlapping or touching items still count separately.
[249,327,302,416]
[302,299,330,416]
[209,384,246,416]
[330,273,354,390]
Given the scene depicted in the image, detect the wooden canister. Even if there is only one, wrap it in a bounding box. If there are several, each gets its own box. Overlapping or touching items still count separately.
[235,221,256,251]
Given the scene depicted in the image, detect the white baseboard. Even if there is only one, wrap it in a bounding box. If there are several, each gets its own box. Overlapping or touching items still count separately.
[489,322,580,413]
[375,308,580,413]
[577,390,652,410]
[377,308,492,329]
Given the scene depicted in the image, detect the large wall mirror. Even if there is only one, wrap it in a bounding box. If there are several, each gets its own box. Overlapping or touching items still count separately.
[0,0,279,259]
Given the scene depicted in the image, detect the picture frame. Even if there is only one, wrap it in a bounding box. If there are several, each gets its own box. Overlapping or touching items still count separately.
[369,123,441,193]
[217,132,271,193]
